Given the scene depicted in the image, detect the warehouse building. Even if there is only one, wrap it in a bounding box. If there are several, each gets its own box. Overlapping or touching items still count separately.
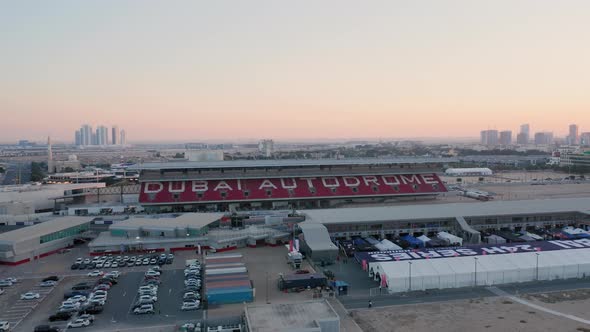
[88,213,223,254]
[302,197,590,244]
[244,300,340,332]
[0,216,92,265]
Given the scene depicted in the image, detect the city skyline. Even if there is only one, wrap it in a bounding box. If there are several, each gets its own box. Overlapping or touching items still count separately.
[1,1,590,142]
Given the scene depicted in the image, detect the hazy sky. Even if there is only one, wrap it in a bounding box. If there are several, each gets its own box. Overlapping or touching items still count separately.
[1,1,589,143]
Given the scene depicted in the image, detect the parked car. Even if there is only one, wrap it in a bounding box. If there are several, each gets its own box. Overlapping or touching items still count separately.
[0,321,9,332]
[0,281,13,287]
[87,270,104,277]
[67,318,91,328]
[181,301,200,311]
[43,276,59,282]
[34,325,61,332]
[183,292,200,300]
[81,305,103,314]
[133,304,155,315]
[40,280,57,287]
[77,313,95,322]
[106,271,121,278]
[21,292,40,300]
[49,311,73,322]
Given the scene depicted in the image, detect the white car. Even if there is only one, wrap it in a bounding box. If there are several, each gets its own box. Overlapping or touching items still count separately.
[40,280,57,287]
[67,295,87,303]
[138,294,157,302]
[104,262,111,268]
[88,299,105,306]
[78,313,95,322]
[0,289,4,295]
[20,292,40,300]
[67,318,91,328]
[0,321,9,332]
[92,290,108,297]
[134,304,154,315]
[96,262,104,268]
[91,294,107,302]
[87,270,104,277]
[145,270,160,277]
[106,271,121,278]
[139,285,158,292]
[4,277,17,284]
[181,301,200,311]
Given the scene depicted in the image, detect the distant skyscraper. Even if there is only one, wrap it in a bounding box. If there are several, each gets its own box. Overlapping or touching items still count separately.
[81,124,92,146]
[111,126,119,145]
[534,132,554,145]
[480,130,499,146]
[120,129,126,145]
[568,124,579,145]
[96,125,109,145]
[258,139,274,157]
[47,136,54,174]
[517,124,530,145]
[580,132,590,146]
[499,131,512,146]
[74,130,81,146]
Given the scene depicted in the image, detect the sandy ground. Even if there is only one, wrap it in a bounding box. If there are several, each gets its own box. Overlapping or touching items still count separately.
[350,295,590,332]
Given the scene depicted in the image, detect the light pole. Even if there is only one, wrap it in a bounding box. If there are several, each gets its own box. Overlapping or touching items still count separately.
[474,257,478,287]
[536,253,540,281]
[408,262,413,292]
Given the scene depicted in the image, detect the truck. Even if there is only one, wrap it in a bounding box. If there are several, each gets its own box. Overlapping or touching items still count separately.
[286,251,303,269]
[278,273,327,291]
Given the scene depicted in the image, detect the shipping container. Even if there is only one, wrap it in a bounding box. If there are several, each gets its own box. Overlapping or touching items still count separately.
[205,267,247,275]
[206,272,249,282]
[207,286,253,305]
[207,279,251,289]
[205,262,246,269]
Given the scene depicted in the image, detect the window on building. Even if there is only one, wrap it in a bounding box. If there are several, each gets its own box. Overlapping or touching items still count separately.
[220,192,227,198]
[351,187,358,193]
[244,190,250,198]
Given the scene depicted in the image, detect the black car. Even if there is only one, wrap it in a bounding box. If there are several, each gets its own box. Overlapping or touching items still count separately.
[49,311,73,321]
[87,262,96,269]
[34,325,60,332]
[81,305,103,314]
[71,284,92,291]
[43,276,59,282]
[78,263,87,270]
[158,258,166,265]
[70,263,79,270]
[98,278,117,285]
[165,258,173,264]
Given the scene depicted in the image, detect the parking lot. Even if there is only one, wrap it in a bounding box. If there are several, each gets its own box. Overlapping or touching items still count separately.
[0,278,60,329]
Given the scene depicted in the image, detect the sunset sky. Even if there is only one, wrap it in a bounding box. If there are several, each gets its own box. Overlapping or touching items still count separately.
[1,1,589,143]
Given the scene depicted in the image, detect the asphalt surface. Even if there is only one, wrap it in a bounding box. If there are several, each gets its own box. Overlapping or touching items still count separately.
[1,162,31,185]
[339,277,590,310]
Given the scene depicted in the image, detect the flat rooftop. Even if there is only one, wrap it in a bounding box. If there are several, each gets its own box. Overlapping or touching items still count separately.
[111,213,224,231]
[303,197,590,224]
[245,300,339,332]
[0,216,93,244]
[131,157,456,171]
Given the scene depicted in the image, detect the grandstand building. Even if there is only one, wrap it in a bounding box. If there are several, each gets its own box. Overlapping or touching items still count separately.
[131,158,453,212]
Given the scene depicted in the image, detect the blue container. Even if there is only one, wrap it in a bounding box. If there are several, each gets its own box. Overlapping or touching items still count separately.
[206,286,253,304]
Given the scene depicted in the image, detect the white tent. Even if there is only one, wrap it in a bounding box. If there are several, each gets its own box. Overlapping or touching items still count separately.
[437,231,463,246]
[485,234,506,244]
[521,232,543,241]
[374,248,590,293]
[380,239,402,250]
[563,227,590,236]
[417,235,431,244]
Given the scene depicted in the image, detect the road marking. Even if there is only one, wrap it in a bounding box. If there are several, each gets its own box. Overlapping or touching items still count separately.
[488,286,590,326]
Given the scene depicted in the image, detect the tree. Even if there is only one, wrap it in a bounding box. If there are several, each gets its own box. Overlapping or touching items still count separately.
[0,167,5,174]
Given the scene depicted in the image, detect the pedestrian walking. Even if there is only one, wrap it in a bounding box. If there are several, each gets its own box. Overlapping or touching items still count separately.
[368,300,373,308]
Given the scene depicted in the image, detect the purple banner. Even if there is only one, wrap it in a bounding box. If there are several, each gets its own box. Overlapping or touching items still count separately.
[354,239,590,263]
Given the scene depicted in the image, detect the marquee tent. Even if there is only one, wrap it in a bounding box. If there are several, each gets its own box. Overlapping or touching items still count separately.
[437,231,463,246]
[372,248,590,293]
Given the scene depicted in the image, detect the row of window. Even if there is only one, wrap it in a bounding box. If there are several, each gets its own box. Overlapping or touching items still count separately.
[40,224,89,244]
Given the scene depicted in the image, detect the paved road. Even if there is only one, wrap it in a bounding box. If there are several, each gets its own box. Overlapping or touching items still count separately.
[339,278,590,310]
[1,162,31,185]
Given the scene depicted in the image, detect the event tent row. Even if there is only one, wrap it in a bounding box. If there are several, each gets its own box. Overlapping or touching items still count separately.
[370,248,590,293]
